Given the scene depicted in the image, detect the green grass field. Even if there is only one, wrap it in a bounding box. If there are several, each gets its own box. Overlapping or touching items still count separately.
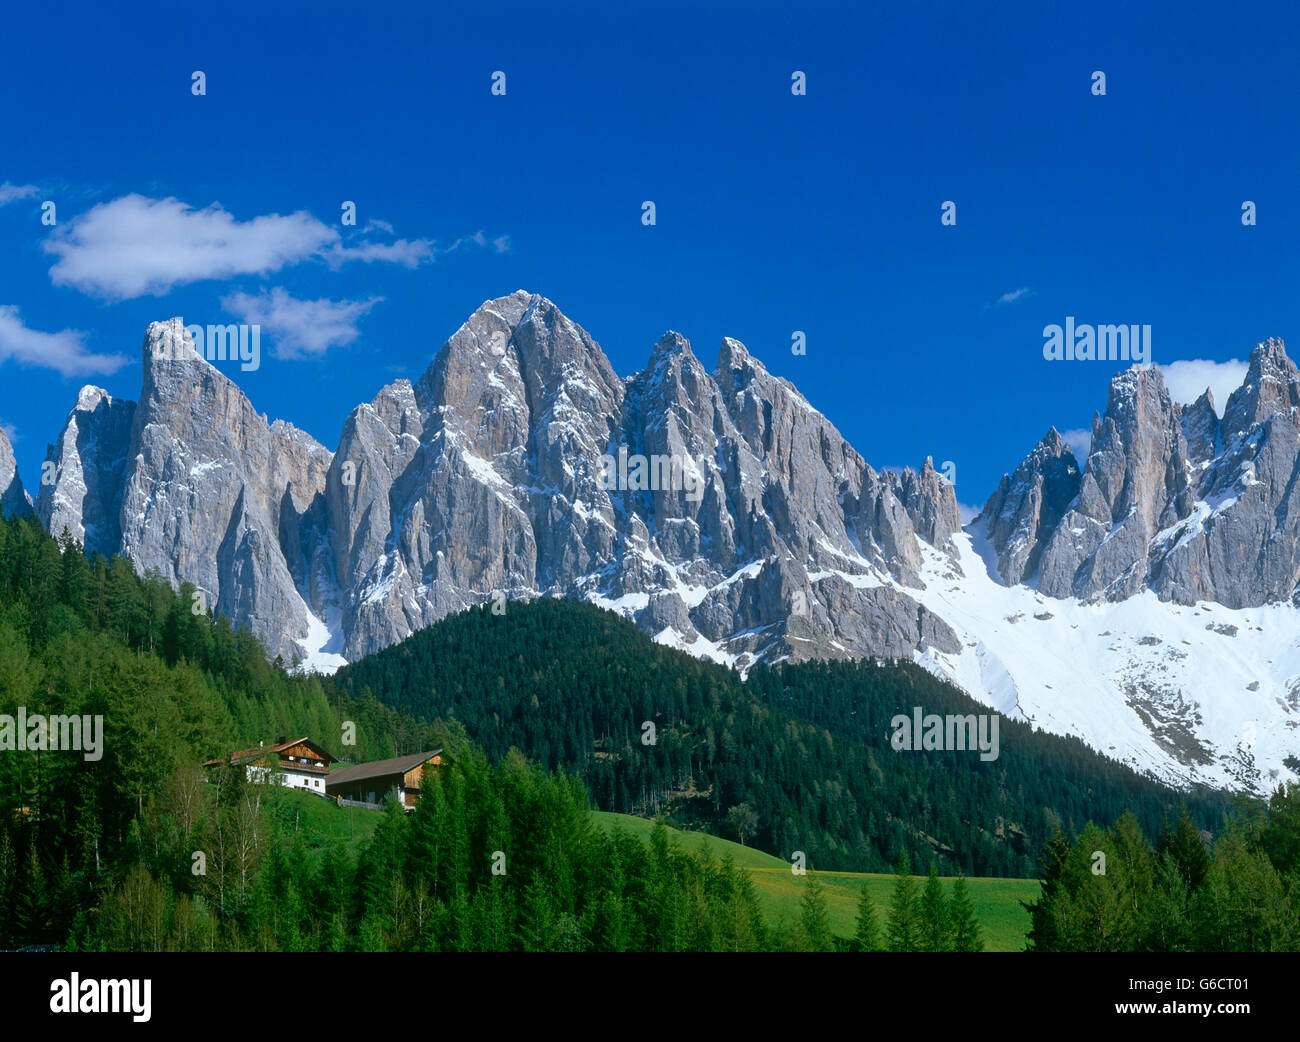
[266,786,383,859]
[592,810,1038,951]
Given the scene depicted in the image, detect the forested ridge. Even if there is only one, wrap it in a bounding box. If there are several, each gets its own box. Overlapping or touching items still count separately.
[332,598,1226,876]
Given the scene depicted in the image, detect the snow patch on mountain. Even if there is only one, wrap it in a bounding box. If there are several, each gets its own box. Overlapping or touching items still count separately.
[901,528,1300,792]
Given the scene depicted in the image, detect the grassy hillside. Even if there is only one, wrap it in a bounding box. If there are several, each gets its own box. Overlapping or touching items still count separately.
[266,787,382,859]
[594,811,1037,951]
[592,810,789,869]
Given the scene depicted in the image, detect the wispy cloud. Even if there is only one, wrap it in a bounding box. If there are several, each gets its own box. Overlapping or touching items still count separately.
[221,287,382,359]
[441,229,511,254]
[0,182,39,207]
[1158,358,1248,417]
[1,421,17,443]
[1060,427,1092,463]
[324,238,435,268]
[0,305,129,376]
[42,194,509,301]
[985,286,1034,310]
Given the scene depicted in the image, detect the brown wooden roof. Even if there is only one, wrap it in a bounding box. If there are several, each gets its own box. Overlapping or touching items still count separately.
[202,737,336,768]
[326,750,442,788]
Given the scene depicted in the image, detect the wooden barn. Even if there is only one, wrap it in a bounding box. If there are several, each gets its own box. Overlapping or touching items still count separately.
[203,737,336,795]
[325,750,444,810]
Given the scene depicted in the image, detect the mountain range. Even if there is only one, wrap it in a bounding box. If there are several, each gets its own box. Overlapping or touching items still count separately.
[3,290,1298,792]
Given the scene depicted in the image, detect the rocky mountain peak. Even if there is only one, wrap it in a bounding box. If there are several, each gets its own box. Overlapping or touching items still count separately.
[978,426,1082,585]
[0,424,33,517]
[1222,336,1300,439]
[715,335,751,371]
[141,317,214,389]
[1037,363,1193,601]
[1180,388,1219,466]
[37,385,136,554]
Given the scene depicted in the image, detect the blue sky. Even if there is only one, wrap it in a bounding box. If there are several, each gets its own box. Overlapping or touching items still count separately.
[2,0,1297,510]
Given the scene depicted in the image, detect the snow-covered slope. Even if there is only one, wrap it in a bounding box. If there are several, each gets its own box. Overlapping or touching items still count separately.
[906,529,1299,792]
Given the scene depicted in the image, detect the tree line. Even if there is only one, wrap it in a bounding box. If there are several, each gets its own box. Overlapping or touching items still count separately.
[1026,796,1300,952]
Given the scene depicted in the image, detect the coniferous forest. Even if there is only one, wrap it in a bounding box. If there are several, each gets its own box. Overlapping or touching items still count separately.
[332,597,1228,876]
[1,513,1297,952]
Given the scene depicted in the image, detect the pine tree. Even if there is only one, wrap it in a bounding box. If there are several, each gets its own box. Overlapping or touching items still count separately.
[1025,829,1071,952]
[1157,804,1211,889]
[919,861,952,952]
[797,873,835,951]
[853,880,881,951]
[886,851,921,952]
[948,873,983,952]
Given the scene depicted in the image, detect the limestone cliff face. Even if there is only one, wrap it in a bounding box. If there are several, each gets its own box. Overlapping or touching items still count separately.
[0,424,33,518]
[36,293,963,669]
[37,386,135,555]
[321,292,961,664]
[981,337,1300,610]
[38,320,332,661]
[978,427,1081,586]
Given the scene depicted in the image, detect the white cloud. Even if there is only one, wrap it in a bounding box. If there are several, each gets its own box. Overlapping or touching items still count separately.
[45,195,337,300]
[0,183,39,206]
[43,194,511,300]
[958,502,982,525]
[221,287,382,359]
[1157,359,1248,417]
[0,305,129,376]
[1061,427,1092,464]
[1,421,17,443]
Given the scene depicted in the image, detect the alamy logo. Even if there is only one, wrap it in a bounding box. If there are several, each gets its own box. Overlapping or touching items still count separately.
[152,324,261,372]
[50,974,151,1022]
[0,708,103,761]
[1043,318,1151,365]
[890,707,1000,762]
[599,446,703,503]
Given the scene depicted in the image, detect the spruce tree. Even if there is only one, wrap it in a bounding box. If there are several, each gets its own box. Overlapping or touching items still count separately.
[948,873,983,952]
[886,851,921,951]
[798,873,836,951]
[1025,829,1071,952]
[919,861,952,952]
[1157,804,1211,889]
[853,880,881,951]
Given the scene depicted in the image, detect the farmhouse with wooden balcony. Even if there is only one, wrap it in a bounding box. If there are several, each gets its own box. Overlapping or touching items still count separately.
[325,750,444,810]
[203,737,336,795]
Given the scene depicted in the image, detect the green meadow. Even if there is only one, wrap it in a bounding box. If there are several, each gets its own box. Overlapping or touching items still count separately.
[266,786,383,859]
[593,810,1037,951]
